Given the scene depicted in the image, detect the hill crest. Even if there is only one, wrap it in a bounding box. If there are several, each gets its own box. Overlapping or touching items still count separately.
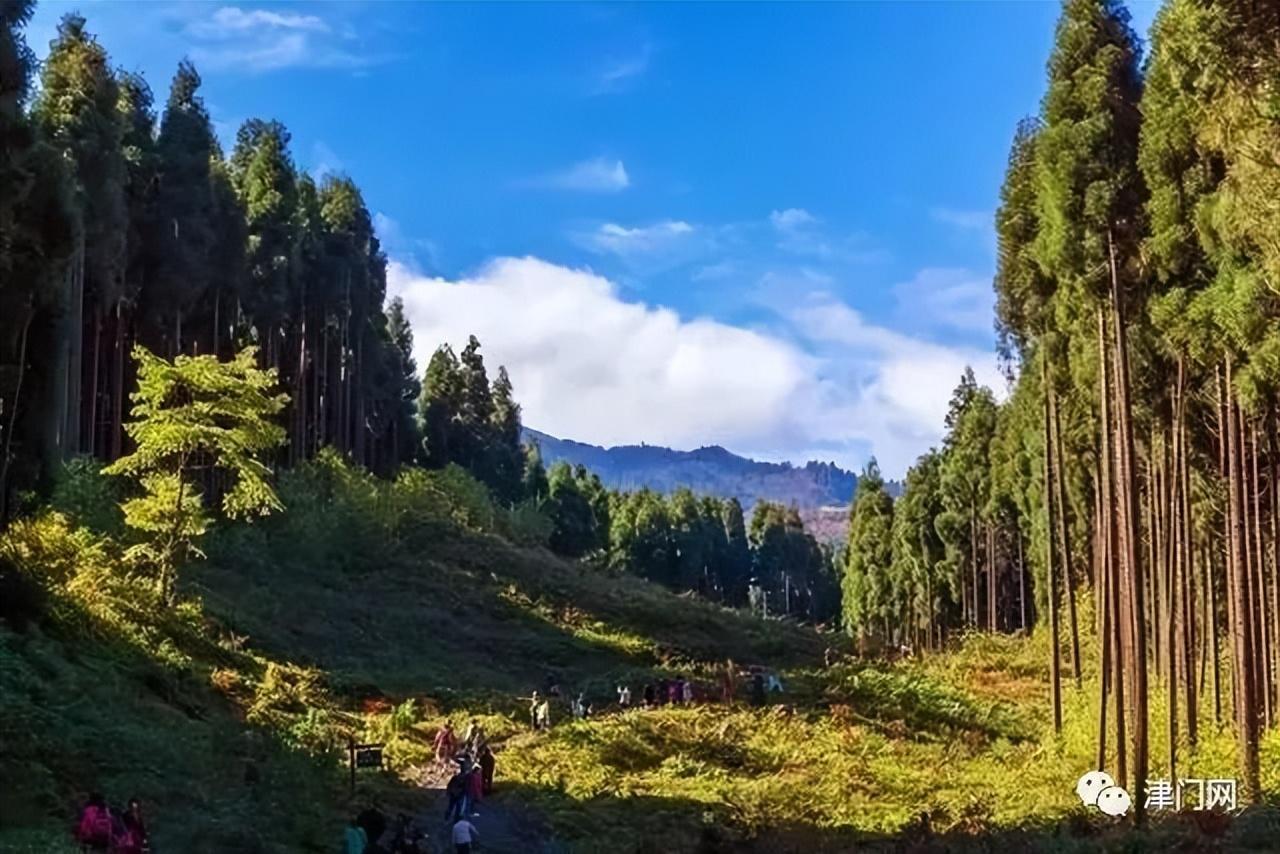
[524,427,859,510]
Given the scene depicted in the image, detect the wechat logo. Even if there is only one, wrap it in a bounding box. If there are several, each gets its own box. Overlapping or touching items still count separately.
[1076,770,1130,817]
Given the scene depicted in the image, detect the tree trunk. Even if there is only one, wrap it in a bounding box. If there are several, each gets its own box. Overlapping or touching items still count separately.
[1098,302,1126,788]
[1225,353,1260,801]
[1109,230,1145,818]
[0,311,33,521]
[1043,354,1063,735]
[1051,386,1082,686]
[111,301,125,460]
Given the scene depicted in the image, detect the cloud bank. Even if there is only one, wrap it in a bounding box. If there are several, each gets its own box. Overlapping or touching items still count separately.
[387,256,1001,476]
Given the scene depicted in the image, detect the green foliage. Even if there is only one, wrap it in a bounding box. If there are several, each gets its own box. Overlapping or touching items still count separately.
[104,346,287,603]
[842,459,894,640]
[49,456,122,536]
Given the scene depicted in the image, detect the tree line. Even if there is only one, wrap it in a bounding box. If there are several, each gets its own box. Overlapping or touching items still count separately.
[842,0,1280,814]
[1,5,839,626]
[1,7,418,520]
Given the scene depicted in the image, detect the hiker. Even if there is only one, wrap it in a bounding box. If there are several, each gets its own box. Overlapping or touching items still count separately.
[444,771,467,823]
[682,678,694,704]
[343,817,368,854]
[118,798,149,854]
[74,793,114,852]
[357,806,387,849]
[721,659,737,703]
[466,762,484,814]
[528,691,541,730]
[536,695,552,730]
[572,692,587,719]
[642,683,655,708]
[451,817,480,854]
[462,719,486,754]
[750,671,766,707]
[656,677,669,706]
[667,679,681,705]
[478,744,496,795]
[617,684,631,707]
[434,720,458,764]
[766,672,785,694]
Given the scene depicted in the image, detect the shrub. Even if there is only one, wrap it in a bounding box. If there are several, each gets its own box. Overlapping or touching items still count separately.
[49,457,123,537]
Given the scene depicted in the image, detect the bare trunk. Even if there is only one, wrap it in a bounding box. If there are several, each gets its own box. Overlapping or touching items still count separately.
[1051,386,1082,686]
[1043,355,1063,735]
[1225,354,1260,801]
[0,312,33,520]
[1109,230,1145,817]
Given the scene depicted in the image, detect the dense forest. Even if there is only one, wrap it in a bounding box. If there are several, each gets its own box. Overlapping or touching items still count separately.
[0,4,837,623]
[6,0,1280,832]
[840,0,1280,815]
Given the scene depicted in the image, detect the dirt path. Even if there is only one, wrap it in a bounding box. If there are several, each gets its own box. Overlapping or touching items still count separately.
[414,764,555,854]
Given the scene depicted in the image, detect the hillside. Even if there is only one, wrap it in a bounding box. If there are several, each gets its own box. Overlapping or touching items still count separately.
[525,428,864,510]
[4,457,1277,853]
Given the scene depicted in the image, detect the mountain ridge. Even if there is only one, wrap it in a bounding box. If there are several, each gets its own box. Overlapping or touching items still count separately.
[523,427,861,511]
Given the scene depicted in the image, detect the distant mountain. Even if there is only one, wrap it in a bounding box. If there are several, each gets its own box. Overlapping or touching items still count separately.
[523,428,861,517]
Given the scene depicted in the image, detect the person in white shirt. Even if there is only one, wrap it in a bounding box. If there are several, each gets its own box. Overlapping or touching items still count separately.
[452,817,479,853]
[617,684,631,707]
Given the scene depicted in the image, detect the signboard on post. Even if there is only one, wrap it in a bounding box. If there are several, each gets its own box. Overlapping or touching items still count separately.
[347,739,386,792]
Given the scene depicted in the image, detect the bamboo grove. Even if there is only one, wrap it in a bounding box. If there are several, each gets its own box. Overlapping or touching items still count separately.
[842,0,1280,814]
[1,7,420,520]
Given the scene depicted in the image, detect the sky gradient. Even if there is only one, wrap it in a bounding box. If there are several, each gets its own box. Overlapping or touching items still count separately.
[28,1,1160,476]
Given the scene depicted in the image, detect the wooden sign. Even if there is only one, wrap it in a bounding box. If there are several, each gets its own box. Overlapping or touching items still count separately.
[347,740,386,791]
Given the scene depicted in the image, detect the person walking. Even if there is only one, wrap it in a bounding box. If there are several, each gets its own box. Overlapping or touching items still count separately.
[534,695,552,730]
[617,684,631,707]
[528,692,541,730]
[721,659,737,703]
[434,720,458,765]
[119,798,149,854]
[466,762,484,815]
[343,817,368,854]
[682,678,694,704]
[642,683,655,708]
[451,817,479,854]
[478,744,496,795]
[444,771,467,823]
[74,793,113,853]
[462,719,486,755]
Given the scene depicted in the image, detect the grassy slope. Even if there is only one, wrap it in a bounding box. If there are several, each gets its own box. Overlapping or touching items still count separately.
[3,502,1278,854]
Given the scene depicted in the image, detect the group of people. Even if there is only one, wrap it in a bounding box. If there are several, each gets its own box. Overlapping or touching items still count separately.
[529,661,786,730]
[73,794,150,853]
[343,808,434,854]
[432,719,495,841]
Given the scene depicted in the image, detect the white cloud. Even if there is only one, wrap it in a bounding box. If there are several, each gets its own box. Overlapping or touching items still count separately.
[786,291,1004,473]
[189,7,330,38]
[387,255,1001,477]
[184,5,387,73]
[893,267,994,335]
[577,220,696,257]
[770,208,819,232]
[308,141,344,180]
[930,207,990,232]
[592,43,652,95]
[523,157,630,193]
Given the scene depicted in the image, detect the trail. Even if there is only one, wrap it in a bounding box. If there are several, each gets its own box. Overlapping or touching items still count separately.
[414,761,556,854]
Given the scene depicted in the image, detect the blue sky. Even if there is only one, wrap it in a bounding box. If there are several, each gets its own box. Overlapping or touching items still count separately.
[28,1,1159,476]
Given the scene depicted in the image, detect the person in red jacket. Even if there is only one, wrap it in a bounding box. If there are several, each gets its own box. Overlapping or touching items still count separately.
[434,720,457,765]
[74,793,113,852]
[465,761,484,814]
